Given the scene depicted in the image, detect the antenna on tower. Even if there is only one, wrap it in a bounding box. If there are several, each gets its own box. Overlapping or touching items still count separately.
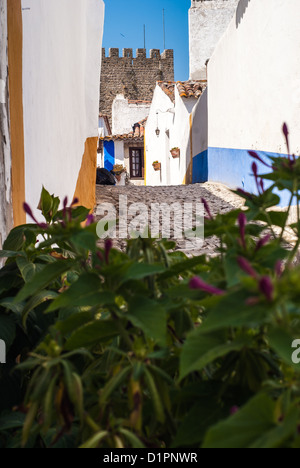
[163,8,166,50]
[144,24,146,49]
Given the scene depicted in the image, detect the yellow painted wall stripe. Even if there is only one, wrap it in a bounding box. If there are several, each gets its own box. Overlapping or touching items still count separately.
[73,137,98,211]
[7,0,26,225]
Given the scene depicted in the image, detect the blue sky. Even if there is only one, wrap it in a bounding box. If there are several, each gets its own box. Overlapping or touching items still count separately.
[102,0,191,81]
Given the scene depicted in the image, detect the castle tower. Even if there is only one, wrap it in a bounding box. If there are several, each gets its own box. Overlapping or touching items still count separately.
[100,48,174,126]
[189,0,239,80]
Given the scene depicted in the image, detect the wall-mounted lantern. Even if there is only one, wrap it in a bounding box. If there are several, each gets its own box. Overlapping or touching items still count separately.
[155,112,160,136]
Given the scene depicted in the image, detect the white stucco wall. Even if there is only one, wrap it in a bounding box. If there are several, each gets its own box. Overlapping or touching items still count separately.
[193,88,208,158]
[189,0,239,80]
[208,0,300,155]
[112,94,151,135]
[21,0,104,218]
[98,116,110,138]
[145,84,200,186]
[145,86,174,186]
[114,140,125,166]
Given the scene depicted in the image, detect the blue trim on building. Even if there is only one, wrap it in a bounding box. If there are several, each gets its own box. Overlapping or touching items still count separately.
[104,140,115,172]
[192,146,292,206]
[192,150,208,183]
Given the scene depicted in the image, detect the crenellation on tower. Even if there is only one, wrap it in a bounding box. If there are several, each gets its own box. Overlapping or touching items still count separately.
[108,48,119,58]
[123,48,133,58]
[100,48,174,126]
[136,48,146,58]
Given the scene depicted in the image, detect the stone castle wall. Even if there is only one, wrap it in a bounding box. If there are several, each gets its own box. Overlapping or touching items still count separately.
[100,48,174,126]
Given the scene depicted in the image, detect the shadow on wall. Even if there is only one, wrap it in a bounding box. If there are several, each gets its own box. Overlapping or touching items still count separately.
[236,0,251,28]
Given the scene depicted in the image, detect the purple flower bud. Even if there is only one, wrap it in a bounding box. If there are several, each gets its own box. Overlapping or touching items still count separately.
[283,123,290,156]
[201,198,213,220]
[71,197,79,207]
[96,251,104,262]
[23,202,35,219]
[252,161,258,178]
[105,239,113,264]
[86,214,94,226]
[63,196,68,219]
[275,260,283,278]
[23,202,48,230]
[238,213,247,249]
[255,234,271,252]
[237,257,258,278]
[260,179,265,193]
[248,151,272,168]
[259,276,274,302]
[230,406,239,416]
[189,277,225,296]
[237,188,253,200]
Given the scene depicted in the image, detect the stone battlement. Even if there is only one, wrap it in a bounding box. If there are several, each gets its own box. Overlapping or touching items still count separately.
[102,48,174,60]
[100,48,174,125]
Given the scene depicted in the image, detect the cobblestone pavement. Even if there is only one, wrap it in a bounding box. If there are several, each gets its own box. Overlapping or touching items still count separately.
[95,183,244,257]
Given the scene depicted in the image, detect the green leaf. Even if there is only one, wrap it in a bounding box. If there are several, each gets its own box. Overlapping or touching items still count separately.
[22,290,59,327]
[0,250,26,259]
[64,320,120,350]
[15,259,74,302]
[119,428,145,448]
[180,330,251,380]
[0,298,24,315]
[55,311,95,335]
[0,412,25,431]
[47,273,115,312]
[71,231,97,252]
[40,187,54,222]
[249,405,299,448]
[159,256,206,280]
[202,393,287,449]
[99,366,131,405]
[120,263,166,284]
[70,206,90,223]
[127,296,167,345]
[144,368,165,423]
[199,291,271,334]
[269,328,300,371]
[79,431,108,449]
[16,257,39,283]
[3,225,33,251]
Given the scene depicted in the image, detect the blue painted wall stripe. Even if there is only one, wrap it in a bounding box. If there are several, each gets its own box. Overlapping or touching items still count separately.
[192,146,291,206]
[192,150,208,184]
[104,140,115,172]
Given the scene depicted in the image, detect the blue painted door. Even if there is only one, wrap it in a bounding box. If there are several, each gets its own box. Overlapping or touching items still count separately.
[104,141,115,172]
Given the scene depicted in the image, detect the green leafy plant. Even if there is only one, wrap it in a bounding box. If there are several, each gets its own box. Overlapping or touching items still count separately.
[1,124,300,448]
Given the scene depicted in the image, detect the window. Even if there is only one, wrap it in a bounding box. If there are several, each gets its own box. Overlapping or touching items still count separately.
[129,148,144,179]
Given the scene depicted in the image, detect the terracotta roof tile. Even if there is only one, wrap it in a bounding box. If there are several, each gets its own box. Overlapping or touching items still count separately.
[157,81,176,102]
[158,80,207,101]
[100,117,148,142]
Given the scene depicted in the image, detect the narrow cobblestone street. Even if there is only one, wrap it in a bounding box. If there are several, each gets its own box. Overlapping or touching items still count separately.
[95,183,244,257]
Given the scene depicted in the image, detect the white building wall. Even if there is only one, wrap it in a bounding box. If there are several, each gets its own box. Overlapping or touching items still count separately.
[189,0,239,80]
[145,86,174,186]
[170,87,198,185]
[21,0,104,218]
[145,84,200,186]
[114,140,125,166]
[112,94,151,135]
[207,0,300,194]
